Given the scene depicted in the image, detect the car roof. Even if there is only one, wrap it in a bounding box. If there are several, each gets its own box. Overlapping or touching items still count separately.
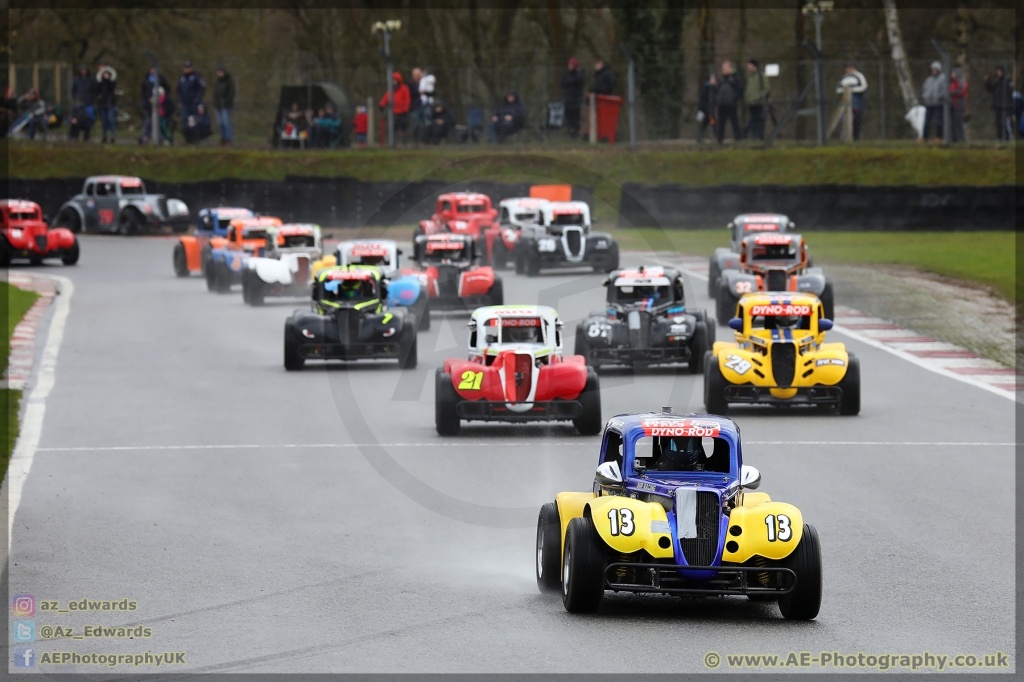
[742,232,803,245]
[204,207,254,218]
[739,292,822,307]
[610,265,679,281]
[423,233,471,242]
[471,305,558,322]
[318,264,382,281]
[734,213,789,223]
[439,192,490,203]
[274,223,320,234]
[499,197,549,209]
[543,201,589,214]
[230,216,282,228]
[605,411,740,446]
[0,200,41,212]
[87,175,143,184]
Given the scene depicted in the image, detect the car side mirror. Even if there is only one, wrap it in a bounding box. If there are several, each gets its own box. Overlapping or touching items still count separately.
[728,318,743,331]
[594,461,623,488]
[740,465,761,489]
[818,319,833,331]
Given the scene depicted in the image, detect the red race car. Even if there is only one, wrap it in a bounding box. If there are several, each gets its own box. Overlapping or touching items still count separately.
[412,192,503,265]
[412,233,503,311]
[435,305,601,435]
[0,199,79,266]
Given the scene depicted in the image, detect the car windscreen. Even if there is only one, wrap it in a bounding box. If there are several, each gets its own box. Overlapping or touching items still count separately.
[483,318,544,344]
[218,218,237,230]
[281,234,315,248]
[456,204,487,213]
[320,275,377,304]
[243,230,270,242]
[748,303,814,331]
[613,284,670,304]
[423,241,467,263]
[514,212,538,222]
[750,244,797,261]
[634,436,730,474]
[9,212,38,221]
[120,184,145,195]
[550,213,584,225]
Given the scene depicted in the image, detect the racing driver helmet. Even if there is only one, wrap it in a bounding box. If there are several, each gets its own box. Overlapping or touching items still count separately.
[649,436,704,472]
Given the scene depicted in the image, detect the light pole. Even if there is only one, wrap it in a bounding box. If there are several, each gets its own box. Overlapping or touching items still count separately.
[372,20,402,149]
[144,48,160,147]
[802,0,834,52]
[801,2,833,146]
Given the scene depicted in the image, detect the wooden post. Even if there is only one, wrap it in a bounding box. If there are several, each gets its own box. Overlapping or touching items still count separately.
[588,93,597,144]
[54,64,61,104]
[32,63,39,95]
[366,97,374,147]
[9,63,15,96]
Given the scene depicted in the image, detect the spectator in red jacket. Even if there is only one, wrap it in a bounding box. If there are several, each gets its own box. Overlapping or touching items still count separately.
[949,68,968,143]
[379,72,411,146]
[353,105,369,146]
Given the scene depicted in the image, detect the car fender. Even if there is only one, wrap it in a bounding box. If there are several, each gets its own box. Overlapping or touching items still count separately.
[359,310,406,342]
[721,499,804,563]
[555,491,598,558]
[653,312,697,344]
[459,267,494,297]
[46,227,76,250]
[250,257,293,285]
[803,348,849,385]
[585,496,674,559]
[58,202,86,230]
[587,232,616,252]
[386,275,421,307]
[717,348,760,383]
[534,362,588,401]
[721,270,758,297]
[580,314,615,346]
[713,249,741,273]
[711,341,738,357]
[445,359,505,401]
[795,272,826,296]
[289,313,326,341]
[178,235,204,271]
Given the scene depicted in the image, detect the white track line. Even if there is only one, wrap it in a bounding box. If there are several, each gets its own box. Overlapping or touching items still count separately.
[7,274,74,551]
[676,260,1017,403]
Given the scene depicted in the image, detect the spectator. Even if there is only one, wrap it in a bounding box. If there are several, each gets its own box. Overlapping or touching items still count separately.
[590,60,615,96]
[96,59,117,83]
[280,101,308,147]
[2,87,18,134]
[95,68,117,143]
[177,60,206,119]
[949,68,968,143]
[67,104,95,141]
[71,64,96,110]
[19,89,47,140]
[415,67,436,143]
[715,60,744,144]
[311,104,342,148]
[423,100,456,145]
[487,89,527,143]
[984,65,1013,141]
[561,57,585,138]
[139,67,172,143]
[353,105,369,146]
[212,64,235,146]
[182,103,213,145]
[409,68,423,141]
[696,73,717,144]
[379,72,411,146]
[743,59,769,140]
[920,61,946,141]
[835,62,868,141]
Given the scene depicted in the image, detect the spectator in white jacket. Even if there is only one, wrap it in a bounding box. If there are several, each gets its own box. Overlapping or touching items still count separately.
[836,63,868,141]
[920,61,947,141]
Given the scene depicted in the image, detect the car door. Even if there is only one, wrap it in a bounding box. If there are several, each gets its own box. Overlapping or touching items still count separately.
[81,181,100,231]
[93,180,120,232]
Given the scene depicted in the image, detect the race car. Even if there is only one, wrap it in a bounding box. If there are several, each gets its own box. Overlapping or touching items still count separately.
[0,199,79,266]
[413,233,503,311]
[313,239,431,330]
[283,265,417,370]
[705,292,859,415]
[206,216,283,293]
[513,201,618,276]
[412,192,498,264]
[575,266,714,372]
[536,409,822,620]
[241,223,323,305]
[172,207,254,277]
[435,305,601,436]
[714,232,834,322]
[708,213,795,297]
[489,197,550,269]
[54,175,190,235]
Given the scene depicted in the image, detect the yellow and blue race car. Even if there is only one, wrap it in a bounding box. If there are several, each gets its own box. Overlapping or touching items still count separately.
[537,410,822,619]
[705,292,860,415]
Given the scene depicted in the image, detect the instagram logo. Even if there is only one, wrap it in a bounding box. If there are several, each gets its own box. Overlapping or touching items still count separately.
[12,595,35,617]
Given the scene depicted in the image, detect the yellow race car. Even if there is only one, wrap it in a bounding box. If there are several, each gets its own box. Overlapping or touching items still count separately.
[705,292,860,414]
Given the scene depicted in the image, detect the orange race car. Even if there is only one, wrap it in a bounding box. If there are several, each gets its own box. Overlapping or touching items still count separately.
[172,207,255,277]
[205,216,284,292]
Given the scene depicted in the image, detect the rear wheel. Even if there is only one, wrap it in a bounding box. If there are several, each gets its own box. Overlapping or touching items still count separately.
[778,524,823,621]
[57,209,81,234]
[514,245,526,275]
[525,245,540,277]
[417,296,431,331]
[598,242,620,273]
[0,236,10,267]
[214,260,232,294]
[475,236,489,266]
[838,354,860,415]
[492,239,509,270]
[117,210,140,236]
[707,259,720,298]
[284,322,304,371]
[411,225,425,262]
[398,322,418,369]
[488,277,504,306]
[820,281,835,321]
[716,279,738,324]
[536,503,562,595]
[434,370,461,435]
[687,321,708,374]
[561,517,605,613]
[574,324,589,360]
[703,352,729,414]
[246,271,265,306]
[172,242,189,277]
[200,244,213,276]
[61,239,80,266]
[573,369,602,435]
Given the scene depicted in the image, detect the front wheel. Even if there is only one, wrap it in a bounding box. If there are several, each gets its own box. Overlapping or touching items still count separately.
[536,503,562,595]
[525,247,540,277]
[411,225,425,262]
[687,321,708,374]
[172,241,189,277]
[838,354,860,415]
[398,322,418,369]
[245,271,265,306]
[488,277,504,306]
[703,352,729,414]
[514,245,525,275]
[475,236,490,266]
[434,370,461,435]
[284,322,304,371]
[820,281,835,322]
[561,517,605,613]
[600,243,620,273]
[417,295,431,331]
[778,524,823,621]
[214,259,232,294]
[492,239,509,270]
[716,280,738,324]
[58,209,81,234]
[573,369,602,435]
[0,236,11,267]
[61,239,80,266]
[118,210,140,236]
[707,259,721,298]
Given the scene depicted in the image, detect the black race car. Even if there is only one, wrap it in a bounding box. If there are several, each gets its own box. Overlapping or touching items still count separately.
[283,265,417,370]
[575,265,714,372]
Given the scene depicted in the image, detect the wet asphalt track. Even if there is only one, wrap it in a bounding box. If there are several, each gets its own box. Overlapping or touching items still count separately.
[6,235,1016,674]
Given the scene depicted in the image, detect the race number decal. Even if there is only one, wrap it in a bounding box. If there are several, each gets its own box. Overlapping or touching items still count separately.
[724,355,752,375]
[734,280,752,294]
[99,209,115,225]
[764,514,792,542]
[587,323,603,337]
[607,508,635,536]
[457,371,484,390]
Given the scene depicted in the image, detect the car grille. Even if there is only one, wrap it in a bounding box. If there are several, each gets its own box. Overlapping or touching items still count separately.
[158,198,168,218]
[680,491,720,567]
[335,309,360,345]
[564,227,583,257]
[514,353,532,403]
[771,342,796,388]
[765,268,787,291]
[34,235,47,252]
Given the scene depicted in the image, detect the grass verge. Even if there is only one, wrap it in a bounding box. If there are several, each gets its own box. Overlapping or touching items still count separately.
[2,281,40,487]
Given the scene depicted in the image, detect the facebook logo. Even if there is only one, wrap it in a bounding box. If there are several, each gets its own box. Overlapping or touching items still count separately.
[13,646,35,667]
[13,620,35,642]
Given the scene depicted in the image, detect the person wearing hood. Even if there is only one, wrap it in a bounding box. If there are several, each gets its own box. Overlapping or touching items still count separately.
[379,72,411,146]
[213,64,236,145]
[488,90,527,143]
[714,60,744,143]
[95,67,118,143]
[424,99,456,145]
[949,68,968,143]
[590,60,614,96]
[177,61,206,118]
[984,65,1013,141]
[561,57,585,138]
[921,61,947,141]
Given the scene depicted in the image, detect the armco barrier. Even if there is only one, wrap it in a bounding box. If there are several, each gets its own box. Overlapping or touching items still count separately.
[616,183,1018,230]
[3,177,596,229]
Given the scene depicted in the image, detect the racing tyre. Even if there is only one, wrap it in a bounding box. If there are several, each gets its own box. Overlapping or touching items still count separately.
[246,273,265,307]
[434,370,461,435]
[716,280,738,325]
[284,322,304,371]
[61,239,80,266]
[172,242,189,277]
[0,236,10,267]
[525,248,541,277]
[200,245,213,277]
[600,243,620,273]
[411,226,425,262]
[492,239,509,270]
[573,369,602,435]
[214,260,232,294]
[417,297,431,331]
[398,323,418,369]
[536,503,562,595]
[475,236,489,266]
[488,277,504,306]
[708,259,720,298]
[687,322,708,374]
[706,318,717,346]
[574,325,590,360]
[838,354,860,416]
[57,209,81,234]
[703,352,729,414]
[561,516,605,613]
[117,210,141,236]
[820,281,835,322]
[514,245,526,275]
[778,524,822,621]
